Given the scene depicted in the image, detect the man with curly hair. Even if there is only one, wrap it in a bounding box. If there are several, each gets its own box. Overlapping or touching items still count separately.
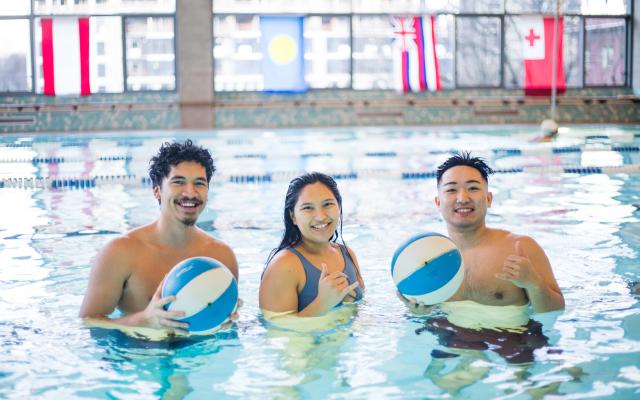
[80,140,238,335]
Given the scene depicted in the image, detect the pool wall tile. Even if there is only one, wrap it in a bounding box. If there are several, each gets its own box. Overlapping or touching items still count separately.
[0,88,638,133]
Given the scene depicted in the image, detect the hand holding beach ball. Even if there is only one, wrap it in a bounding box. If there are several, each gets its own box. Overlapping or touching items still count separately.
[161,257,238,335]
[391,233,464,305]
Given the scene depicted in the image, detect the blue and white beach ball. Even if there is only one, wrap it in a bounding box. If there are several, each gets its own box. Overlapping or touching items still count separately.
[162,257,238,335]
[391,233,464,305]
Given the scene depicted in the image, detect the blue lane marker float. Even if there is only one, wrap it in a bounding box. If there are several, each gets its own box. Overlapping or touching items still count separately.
[552,146,582,154]
[366,151,398,157]
[492,148,522,156]
[116,140,144,147]
[228,175,273,183]
[613,145,640,152]
[97,156,133,161]
[563,167,603,174]
[233,154,268,159]
[32,157,65,164]
[301,153,333,158]
[50,177,96,189]
[493,168,525,174]
[401,171,438,179]
[61,142,89,148]
[332,173,358,180]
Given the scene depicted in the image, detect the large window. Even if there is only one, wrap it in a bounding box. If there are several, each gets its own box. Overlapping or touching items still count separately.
[0,19,32,92]
[214,0,351,14]
[0,0,632,94]
[91,17,124,93]
[0,0,30,16]
[33,0,175,14]
[2,0,175,95]
[456,16,501,87]
[212,0,630,92]
[352,16,393,90]
[304,16,351,89]
[504,16,583,88]
[585,17,626,86]
[214,14,350,91]
[125,17,175,91]
[213,15,262,91]
[435,15,455,89]
[33,16,125,94]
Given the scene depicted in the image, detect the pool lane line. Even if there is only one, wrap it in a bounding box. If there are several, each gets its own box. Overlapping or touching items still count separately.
[1,144,640,165]
[0,156,132,164]
[1,131,639,149]
[2,164,640,189]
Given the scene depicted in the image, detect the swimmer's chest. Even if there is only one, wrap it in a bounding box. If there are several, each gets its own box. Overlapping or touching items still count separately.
[119,250,194,313]
[453,249,528,306]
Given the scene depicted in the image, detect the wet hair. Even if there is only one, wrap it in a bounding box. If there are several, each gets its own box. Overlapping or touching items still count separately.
[148,139,215,188]
[266,172,349,266]
[436,151,494,185]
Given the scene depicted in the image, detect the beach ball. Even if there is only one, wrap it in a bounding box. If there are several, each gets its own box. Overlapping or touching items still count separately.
[391,233,464,305]
[162,257,238,335]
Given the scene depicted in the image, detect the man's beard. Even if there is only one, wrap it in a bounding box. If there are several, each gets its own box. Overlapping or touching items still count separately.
[181,218,197,227]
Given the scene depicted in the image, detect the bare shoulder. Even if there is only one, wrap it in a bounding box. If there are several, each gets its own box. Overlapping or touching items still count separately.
[202,234,235,259]
[96,232,143,265]
[506,232,544,252]
[264,249,304,277]
[197,232,239,278]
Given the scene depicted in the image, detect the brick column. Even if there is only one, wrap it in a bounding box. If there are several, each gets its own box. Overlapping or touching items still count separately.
[634,0,640,94]
[176,0,214,128]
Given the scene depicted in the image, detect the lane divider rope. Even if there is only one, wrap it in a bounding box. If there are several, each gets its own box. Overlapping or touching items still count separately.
[1,132,639,149]
[2,164,639,189]
[1,145,639,164]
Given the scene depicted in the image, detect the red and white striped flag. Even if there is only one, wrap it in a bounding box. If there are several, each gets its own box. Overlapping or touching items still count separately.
[392,16,441,93]
[41,17,91,96]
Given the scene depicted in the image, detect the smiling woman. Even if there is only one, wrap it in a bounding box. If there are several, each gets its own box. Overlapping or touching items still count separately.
[259,172,364,318]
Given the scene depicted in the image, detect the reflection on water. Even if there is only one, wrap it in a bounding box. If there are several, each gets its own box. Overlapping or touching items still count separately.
[0,126,639,398]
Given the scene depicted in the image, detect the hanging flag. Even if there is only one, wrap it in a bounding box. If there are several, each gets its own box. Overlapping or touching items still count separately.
[523,16,565,96]
[392,16,441,93]
[41,17,91,96]
[260,16,306,92]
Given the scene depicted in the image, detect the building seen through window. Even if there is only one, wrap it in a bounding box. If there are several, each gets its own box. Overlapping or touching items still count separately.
[0,0,631,94]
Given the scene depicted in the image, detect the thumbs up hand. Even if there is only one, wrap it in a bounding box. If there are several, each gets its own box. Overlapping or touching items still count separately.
[495,240,542,290]
[317,262,359,312]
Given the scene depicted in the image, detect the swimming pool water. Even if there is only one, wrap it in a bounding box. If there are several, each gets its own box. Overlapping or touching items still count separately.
[0,125,639,399]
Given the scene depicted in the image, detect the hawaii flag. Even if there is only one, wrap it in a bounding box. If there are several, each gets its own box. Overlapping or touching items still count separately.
[523,16,565,96]
[393,16,441,93]
[41,17,90,96]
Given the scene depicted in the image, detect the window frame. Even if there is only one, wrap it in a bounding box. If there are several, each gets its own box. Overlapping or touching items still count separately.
[0,2,177,95]
[0,1,632,95]
[582,15,630,88]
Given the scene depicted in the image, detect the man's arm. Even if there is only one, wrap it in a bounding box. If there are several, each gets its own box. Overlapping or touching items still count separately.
[79,238,187,332]
[497,237,565,313]
[79,238,131,319]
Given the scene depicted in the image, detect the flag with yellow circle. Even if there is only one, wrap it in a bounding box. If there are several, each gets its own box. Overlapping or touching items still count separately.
[260,16,307,92]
